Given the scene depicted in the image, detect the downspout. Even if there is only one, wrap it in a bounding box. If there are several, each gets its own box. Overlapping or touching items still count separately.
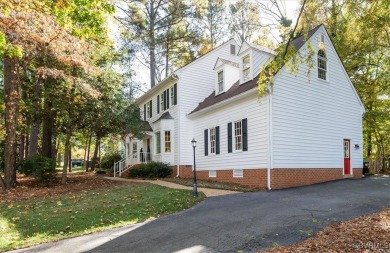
[267,91,273,190]
[173,73,180,177]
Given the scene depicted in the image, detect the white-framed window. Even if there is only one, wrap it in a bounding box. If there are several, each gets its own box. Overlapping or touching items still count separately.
[170,86,175,106]
[165,131,171,152]
[209,170,217,178]
[321,34,325,43]
[233,169,243,178]
[132,142,138,158]
[230,44,236,55]
[210,127,216,154]
[234,120,242,151]
[155,132,161,154]
[318,49,327,80]
[242,54,250,81]
[217,71,224,93]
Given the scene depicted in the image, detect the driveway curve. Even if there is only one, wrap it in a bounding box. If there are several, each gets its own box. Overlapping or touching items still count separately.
[10,176,390,253]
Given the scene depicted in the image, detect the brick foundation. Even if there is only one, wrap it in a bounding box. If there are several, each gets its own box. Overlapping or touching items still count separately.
[271,168,343,189]
[177,166,349,189]
[178,166,267,188]
[353,168,363,179]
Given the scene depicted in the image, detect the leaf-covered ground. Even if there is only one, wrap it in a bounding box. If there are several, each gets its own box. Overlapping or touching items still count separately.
[264,207,390,253]
[0,173,205,252]
[0,172,123,204]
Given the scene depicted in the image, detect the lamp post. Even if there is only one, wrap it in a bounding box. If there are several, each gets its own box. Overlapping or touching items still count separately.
[191,138,198,197]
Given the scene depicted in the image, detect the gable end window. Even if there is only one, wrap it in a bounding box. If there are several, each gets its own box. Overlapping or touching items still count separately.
[243,54,250,81]
[318,49,327,80]
[217,71,224,94]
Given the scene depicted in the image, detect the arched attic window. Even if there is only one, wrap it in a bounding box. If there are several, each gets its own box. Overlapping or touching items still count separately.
[318,49,327,80]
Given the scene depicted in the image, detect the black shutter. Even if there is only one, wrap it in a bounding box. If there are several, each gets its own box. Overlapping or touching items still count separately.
[166,89,170,109]
[228,122,232,153]
[143,104,146,120]
[174,83,177,105]
[164,90,167,111]
[242,118,248,151]
[216,126,220,154]
[149,100,152,118]
[204,129,208,156]
[157,95,160,114]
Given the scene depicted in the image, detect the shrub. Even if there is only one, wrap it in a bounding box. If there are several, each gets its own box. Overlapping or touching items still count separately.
[19,154,56,181]
[128,161,172,179]
[100,152,122,170]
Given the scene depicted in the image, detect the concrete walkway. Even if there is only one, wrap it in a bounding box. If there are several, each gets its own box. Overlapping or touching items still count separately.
[104,177,241,197]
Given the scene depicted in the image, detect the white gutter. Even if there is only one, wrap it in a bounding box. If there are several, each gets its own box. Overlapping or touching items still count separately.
[267,91,273,190]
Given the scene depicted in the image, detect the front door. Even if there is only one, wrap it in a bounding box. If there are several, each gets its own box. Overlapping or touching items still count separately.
[343,139,350,175]
[146,138,151,162]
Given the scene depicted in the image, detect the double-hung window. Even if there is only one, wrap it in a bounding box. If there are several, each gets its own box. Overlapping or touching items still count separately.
[243,55,250,81]
[146,102,151,118]
[155,132,161,154]
[165,131,171,152]
[318,50,327,80]
[217,71,224,94]
[160,92,165,112]
[170,86,175,106]
[234,121,242,151]
[210,128,216,154]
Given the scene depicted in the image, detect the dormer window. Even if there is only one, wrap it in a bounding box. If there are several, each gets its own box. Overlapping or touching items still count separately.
[243,54,250,81]
[318,49,327,80]
[217,71,224,93]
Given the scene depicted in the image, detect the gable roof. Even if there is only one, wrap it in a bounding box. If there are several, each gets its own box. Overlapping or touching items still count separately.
[189,25,323,116]
[153,111,173,123]
[238,41,276,56]
[137,38,239,104]
[213,57,239,70]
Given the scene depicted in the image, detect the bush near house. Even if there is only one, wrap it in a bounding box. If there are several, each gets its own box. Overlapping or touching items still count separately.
[100,152,122,170]
[128,161,172,179]
[19,154,56,182]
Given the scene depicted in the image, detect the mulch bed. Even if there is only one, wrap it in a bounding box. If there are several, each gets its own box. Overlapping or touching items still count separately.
[264,207,390,252]
[0,172,126,204]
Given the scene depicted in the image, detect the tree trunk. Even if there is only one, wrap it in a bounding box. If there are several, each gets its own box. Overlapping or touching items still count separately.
[19,132,26,161]
[68,148,72,172]
[42,98,54,158]
[51,131,57,162]
[25,129,29,158]
[86,133,92,171]
[91,136,100,171]
[83,131,91,172]
[149,1,156,88]
[61,130,71,184]
[28,123,39,157]
[28,79,42,158]
[3,56,20,190]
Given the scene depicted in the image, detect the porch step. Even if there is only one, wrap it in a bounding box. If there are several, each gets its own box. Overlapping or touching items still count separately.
[343,175,353,179]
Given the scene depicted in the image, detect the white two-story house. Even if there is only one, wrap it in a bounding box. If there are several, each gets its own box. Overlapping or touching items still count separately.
[120,24,365,189]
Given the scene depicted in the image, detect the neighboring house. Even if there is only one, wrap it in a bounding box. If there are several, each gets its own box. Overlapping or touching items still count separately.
[118,24,365,189]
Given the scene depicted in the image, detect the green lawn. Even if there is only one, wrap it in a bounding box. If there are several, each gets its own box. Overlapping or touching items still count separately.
[0,183,205,252]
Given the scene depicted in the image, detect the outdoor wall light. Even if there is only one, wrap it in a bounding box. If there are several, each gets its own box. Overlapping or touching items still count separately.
[355,144,360,149]
[191,138,198,197]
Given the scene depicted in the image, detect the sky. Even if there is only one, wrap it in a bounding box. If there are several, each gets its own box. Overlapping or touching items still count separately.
[111,0,301,92]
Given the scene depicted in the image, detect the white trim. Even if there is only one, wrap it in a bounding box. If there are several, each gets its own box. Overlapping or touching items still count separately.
[209,170,217,178]
[267,92,272,190]
[233,169,243,178]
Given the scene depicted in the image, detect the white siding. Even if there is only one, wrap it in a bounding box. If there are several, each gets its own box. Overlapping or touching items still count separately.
[179,41,240,165]
[271,26,363,171]
[224,64,239,91]
[252,50,273,77]
[193,93,268,170]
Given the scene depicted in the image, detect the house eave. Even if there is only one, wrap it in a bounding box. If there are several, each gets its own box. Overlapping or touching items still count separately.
[136,74,178,104]
[187,88,258,119]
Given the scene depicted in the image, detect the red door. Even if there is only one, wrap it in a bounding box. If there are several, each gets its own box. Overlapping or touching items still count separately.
[343,139,350,174]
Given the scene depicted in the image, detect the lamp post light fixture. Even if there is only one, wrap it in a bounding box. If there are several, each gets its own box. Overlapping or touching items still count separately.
[191,138,198,197]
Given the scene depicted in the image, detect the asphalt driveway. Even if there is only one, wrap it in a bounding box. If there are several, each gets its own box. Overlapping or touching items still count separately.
[10,176,390,253]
